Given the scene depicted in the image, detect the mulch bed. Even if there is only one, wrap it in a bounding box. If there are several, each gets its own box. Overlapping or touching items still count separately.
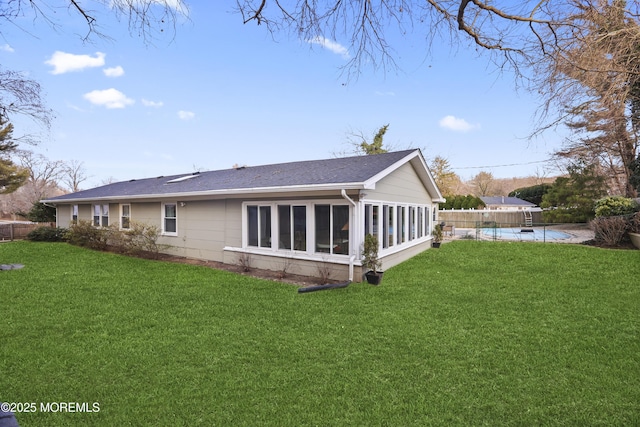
[137,252,324,287]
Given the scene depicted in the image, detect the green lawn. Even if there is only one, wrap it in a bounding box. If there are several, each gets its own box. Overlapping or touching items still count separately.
[1,241,639,426]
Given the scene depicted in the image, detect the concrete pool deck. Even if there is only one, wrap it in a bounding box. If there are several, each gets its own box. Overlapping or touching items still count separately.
[444,224,595,244]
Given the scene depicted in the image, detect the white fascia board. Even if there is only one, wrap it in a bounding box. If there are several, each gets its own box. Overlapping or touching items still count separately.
[41,182,366,204]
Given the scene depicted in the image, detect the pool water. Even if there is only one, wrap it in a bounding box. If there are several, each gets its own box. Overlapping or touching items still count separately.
[481,228,573,241]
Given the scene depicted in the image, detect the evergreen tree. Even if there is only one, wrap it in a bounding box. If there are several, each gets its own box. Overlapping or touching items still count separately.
[541,162,608,222]
[0,119,28,194]
[360,124,389,155]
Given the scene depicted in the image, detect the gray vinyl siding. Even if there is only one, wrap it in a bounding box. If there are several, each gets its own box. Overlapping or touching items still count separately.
[368,162,432,204]
[56,205,71,227]
[170,200,226,260]
[130,202,162,227]
[223,199,243,248]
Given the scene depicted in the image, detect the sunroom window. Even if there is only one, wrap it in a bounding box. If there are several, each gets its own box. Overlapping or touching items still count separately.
[278,205,306,251]
[314,204,349,255]
[247,205,271,248]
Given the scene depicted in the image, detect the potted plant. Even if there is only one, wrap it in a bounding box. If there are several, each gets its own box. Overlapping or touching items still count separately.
[629,212,640,250]
[362,233,383,285]
[432,223,443,248]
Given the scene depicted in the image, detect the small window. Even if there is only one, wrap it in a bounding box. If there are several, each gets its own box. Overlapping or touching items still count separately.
[163,203,177,235]
[101,204,109,227]
[121,204,131,229]
[71,205,78,224]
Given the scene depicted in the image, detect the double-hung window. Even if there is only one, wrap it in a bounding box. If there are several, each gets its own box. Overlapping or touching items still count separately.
[93,204,109,227]
[121,204,131,229]
[163,203,177,235]
[71,205,78,224]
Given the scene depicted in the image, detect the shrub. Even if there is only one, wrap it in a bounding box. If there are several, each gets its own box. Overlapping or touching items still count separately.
[590,216,629,246]
[123,221,166,257]
[27,226,68,242]
[594,196,638,218]
[65,220,167,257]
[65,220,109,250]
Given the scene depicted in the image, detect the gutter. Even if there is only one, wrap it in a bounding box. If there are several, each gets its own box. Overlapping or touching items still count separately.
[341,189,357,282]
[40,182,367,204]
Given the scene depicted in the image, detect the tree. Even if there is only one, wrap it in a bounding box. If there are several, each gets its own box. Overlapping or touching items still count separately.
[62,160,90,193]
[1,152,66,216]
[24,202,56,222]
[441,194,484,210]
[339,124,392,156]
[0,67,52,136]
[534,0,640,197]
[631,152,640,193]
[429,156,460,195]
[0,1,188,43]
[360,124,389,155]
[541,162,608,223]
[509,184,552,206]
[470,171,495,196]
[0,119,28,194]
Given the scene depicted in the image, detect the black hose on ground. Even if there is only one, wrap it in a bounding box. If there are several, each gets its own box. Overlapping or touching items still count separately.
[298,281,350,293]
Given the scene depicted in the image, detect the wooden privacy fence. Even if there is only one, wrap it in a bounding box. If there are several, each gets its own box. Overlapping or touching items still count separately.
[439,210,544,228]
[0,223,51,241]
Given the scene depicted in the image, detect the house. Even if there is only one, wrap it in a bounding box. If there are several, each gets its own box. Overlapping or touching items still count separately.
[480,196,540,212]
[42,149,445,282]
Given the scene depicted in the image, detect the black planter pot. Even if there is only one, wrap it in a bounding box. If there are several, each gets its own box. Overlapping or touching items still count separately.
[365,271,384,285]
[432,242,441,248]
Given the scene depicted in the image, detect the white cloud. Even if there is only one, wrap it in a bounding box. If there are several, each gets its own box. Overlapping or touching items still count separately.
[103,66,125,77]
[178,110,195,120]
[306,36,350,59]
[438,115,479,132]
[83,88,134,109]
[45,51,106,74]
[142,99,164,108]
[1,44,14,53]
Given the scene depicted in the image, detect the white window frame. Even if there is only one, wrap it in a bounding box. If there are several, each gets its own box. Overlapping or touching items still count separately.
[120,204,131,230]
[71,205,78,223]
[363,201,434,256]
[241,200,351,258]
[162,202,178,236]
[93,204,109,227]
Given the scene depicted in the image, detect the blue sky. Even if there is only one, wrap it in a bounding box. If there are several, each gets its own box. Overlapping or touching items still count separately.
[2,2,564,189]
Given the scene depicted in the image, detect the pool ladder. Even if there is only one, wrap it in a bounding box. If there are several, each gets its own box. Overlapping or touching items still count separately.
[523,211,533,227]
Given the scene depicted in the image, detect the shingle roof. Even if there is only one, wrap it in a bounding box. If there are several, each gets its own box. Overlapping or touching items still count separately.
[45,149,424,202]
[480,196,536,207]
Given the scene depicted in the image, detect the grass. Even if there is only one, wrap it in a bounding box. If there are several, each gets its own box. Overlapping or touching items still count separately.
[1,240,639,426]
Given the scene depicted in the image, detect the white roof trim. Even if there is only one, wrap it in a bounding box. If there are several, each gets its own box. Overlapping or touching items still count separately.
[41,182,366,204]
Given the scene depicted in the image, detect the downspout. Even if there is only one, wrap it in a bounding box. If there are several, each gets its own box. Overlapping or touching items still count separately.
[341,189,357,282]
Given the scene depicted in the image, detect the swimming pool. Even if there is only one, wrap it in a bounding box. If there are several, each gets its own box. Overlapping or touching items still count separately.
[480,227,573,241]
